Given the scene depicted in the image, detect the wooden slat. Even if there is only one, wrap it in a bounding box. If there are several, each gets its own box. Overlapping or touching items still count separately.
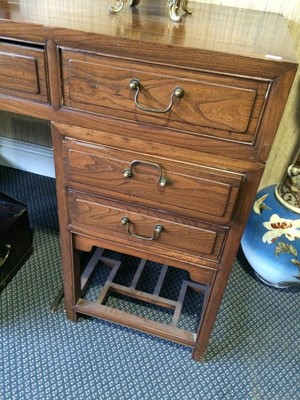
[96,259,122,304]
[80,247,105,291]
[153,264,168,296]
[102,282,178,310]
[75,299,197,347]
[172,280,188,327]
[130,258,147,289]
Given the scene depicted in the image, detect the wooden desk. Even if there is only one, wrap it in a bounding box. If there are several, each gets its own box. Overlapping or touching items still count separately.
[0,0,297,361]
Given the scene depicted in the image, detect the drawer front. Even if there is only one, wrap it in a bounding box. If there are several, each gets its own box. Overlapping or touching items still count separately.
[0,41,48,103]
[64,139,244,224]
[61,49,269,145]
[68,191,227,263]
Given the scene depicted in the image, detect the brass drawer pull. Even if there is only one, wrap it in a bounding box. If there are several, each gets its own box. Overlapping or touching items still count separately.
[123,159,168,187]
[121,217,164,241]
[129,78,184,114]
[0,244,11,268]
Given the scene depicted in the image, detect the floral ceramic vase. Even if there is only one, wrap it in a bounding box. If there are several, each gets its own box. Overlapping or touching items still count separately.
[241,183,300,288]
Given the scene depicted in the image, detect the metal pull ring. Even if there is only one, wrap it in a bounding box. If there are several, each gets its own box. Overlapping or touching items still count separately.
[123,159,168,187]
[129,79,184,114]
[0,244,11,268]
[121,217,164,241]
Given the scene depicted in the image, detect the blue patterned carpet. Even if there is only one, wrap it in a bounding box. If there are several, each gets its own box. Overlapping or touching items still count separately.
[0,166,299,400]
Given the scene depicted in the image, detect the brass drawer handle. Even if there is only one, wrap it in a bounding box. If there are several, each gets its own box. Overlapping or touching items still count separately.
[0,244,11,268]
[123,159,168,187]
[121,217,164,241]
[129,78,184,114]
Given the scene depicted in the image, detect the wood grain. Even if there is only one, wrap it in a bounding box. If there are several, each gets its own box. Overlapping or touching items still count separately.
[0,0,297,361]
[64,136,243,225]
[196,0,300,187]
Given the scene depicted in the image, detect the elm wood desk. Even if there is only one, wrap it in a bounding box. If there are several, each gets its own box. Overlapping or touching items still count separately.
[0,0,297,361]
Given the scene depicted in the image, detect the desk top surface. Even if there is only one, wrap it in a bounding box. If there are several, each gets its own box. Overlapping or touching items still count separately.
[0,0,297,64]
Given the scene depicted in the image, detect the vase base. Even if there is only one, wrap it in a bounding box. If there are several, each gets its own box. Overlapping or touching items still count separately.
[254,271,295,289]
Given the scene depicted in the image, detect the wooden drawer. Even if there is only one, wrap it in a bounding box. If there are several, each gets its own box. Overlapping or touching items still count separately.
[63,138,244,225]
[68,190,228,264]
[0,41,48,103]
[61,49,269,145]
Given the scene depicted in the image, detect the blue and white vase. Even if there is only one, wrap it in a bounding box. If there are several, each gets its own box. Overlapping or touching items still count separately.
[241,177,300,288]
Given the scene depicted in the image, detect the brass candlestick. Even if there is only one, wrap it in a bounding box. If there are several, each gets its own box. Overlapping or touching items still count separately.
[276,148,300,213]
[109,0,192,22]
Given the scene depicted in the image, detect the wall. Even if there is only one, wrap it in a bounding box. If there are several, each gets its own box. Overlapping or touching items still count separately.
[195,0,300,187]
[0,112,51,147]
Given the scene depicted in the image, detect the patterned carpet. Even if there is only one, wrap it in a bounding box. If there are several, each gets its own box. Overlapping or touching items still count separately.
[0,165,299,400]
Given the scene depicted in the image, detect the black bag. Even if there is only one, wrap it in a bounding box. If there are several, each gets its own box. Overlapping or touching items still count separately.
[0,192,33,292]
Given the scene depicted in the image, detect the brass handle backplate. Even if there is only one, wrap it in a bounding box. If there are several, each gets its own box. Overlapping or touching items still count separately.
[121,217,164,241]
[129,78,184,114]
[0,244,11,268]
[123,159,168,187]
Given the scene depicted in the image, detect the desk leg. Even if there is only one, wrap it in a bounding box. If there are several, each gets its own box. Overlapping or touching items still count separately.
[192,251,238,361]
[59,232,81,321]
[192,271,227,361]
[52,125,81,321]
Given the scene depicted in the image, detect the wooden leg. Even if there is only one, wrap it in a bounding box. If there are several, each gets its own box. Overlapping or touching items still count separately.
[61,235,81,321]
[192,342,207,361]
[52,126,81,322]
[192,267,233,361]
